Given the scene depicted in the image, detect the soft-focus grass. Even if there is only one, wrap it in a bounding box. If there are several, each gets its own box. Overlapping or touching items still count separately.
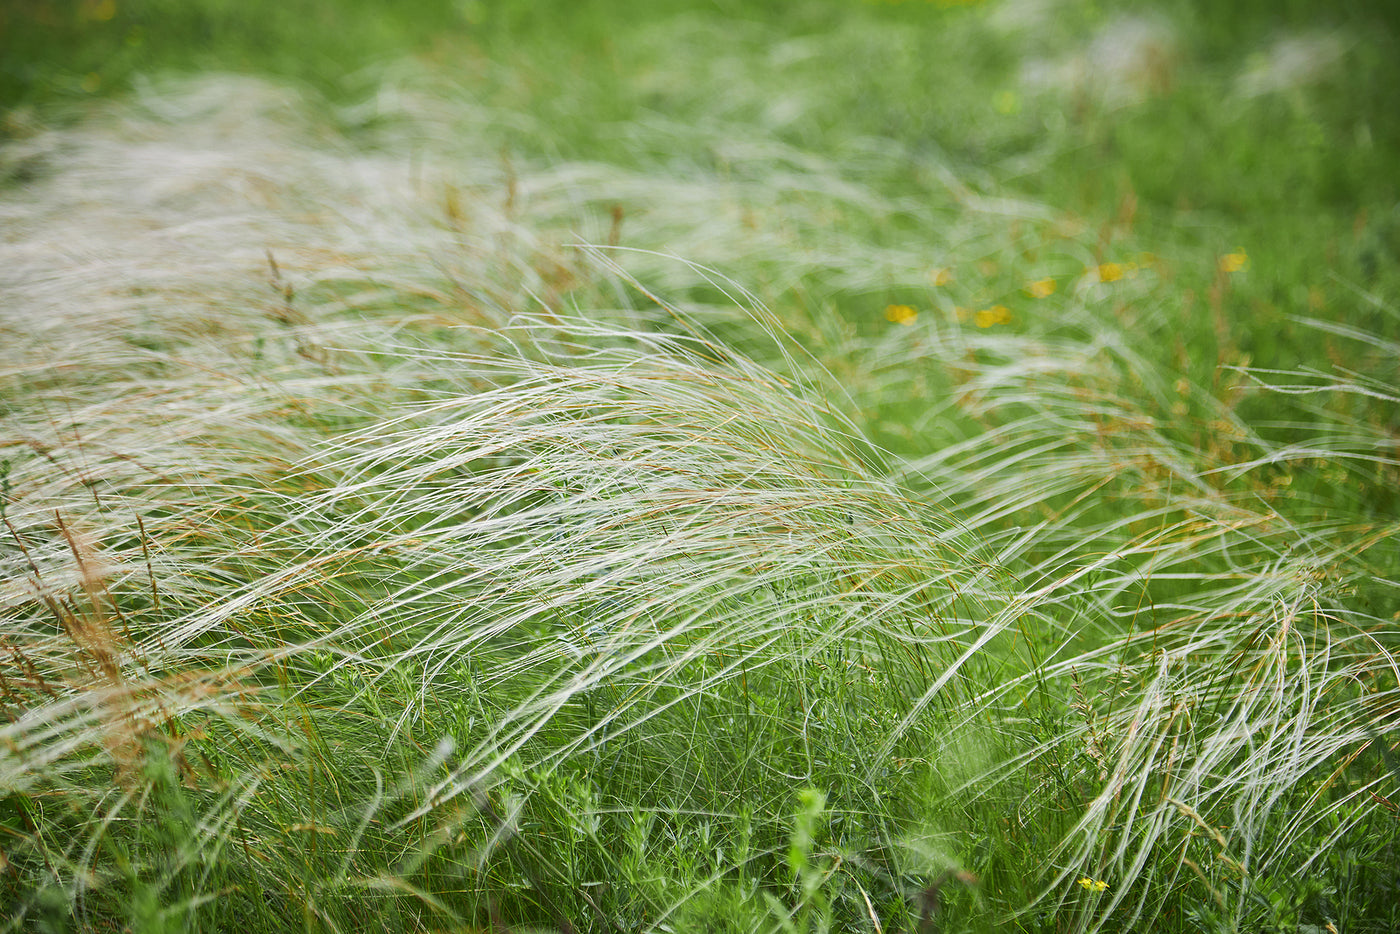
[2,2,1398,933]
[0,0,468,110]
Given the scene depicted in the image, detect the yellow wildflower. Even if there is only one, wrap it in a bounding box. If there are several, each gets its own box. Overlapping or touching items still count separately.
[1024,277,1056,298]
[1219,249,1248,273]
[930,267,954,287]
[1096,262,1124,283]
[884,304,918,326]
[974,305,1011,328]
[1077,878,1109,892]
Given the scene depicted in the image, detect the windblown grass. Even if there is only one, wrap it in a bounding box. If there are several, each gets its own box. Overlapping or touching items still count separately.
[3,3,1399,932]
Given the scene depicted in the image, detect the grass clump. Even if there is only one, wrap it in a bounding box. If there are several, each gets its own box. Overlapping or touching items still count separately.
[3,1,1399,932]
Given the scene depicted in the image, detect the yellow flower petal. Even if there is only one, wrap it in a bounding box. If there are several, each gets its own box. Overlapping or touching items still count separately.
[1219,250,1248,273]
[1024,277,1056,298]
[1096,262,1124,283]
[930,267,954,287]
[884,304,918,326]
[974,305,1010,328]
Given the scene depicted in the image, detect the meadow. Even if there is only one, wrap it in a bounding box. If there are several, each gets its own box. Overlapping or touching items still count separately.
[2,1,1398,931]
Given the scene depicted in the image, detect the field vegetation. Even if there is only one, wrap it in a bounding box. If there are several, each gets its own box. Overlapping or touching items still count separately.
[2,1,1398,931]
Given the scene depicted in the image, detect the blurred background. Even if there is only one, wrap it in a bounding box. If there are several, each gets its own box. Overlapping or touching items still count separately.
[6,0,1397,373]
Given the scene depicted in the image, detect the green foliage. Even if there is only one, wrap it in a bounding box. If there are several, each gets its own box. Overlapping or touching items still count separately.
[2,1,1398,933]
[0,0,466,110]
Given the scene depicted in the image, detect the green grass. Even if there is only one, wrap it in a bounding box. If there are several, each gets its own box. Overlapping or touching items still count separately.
[2,1,1398,932]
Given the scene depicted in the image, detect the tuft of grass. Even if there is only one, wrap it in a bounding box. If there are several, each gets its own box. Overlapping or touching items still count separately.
[3,2,1398,932]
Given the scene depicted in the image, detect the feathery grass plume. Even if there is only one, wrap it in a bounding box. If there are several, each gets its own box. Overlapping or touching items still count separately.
[850,262,1400,929]
[276,303,1017,919]
[0,73,556,930]
[4,46,1398,932]
[0,71,1003,931]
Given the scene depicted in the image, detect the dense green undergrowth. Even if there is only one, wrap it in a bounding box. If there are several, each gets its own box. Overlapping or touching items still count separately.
[2,2,1398,932]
